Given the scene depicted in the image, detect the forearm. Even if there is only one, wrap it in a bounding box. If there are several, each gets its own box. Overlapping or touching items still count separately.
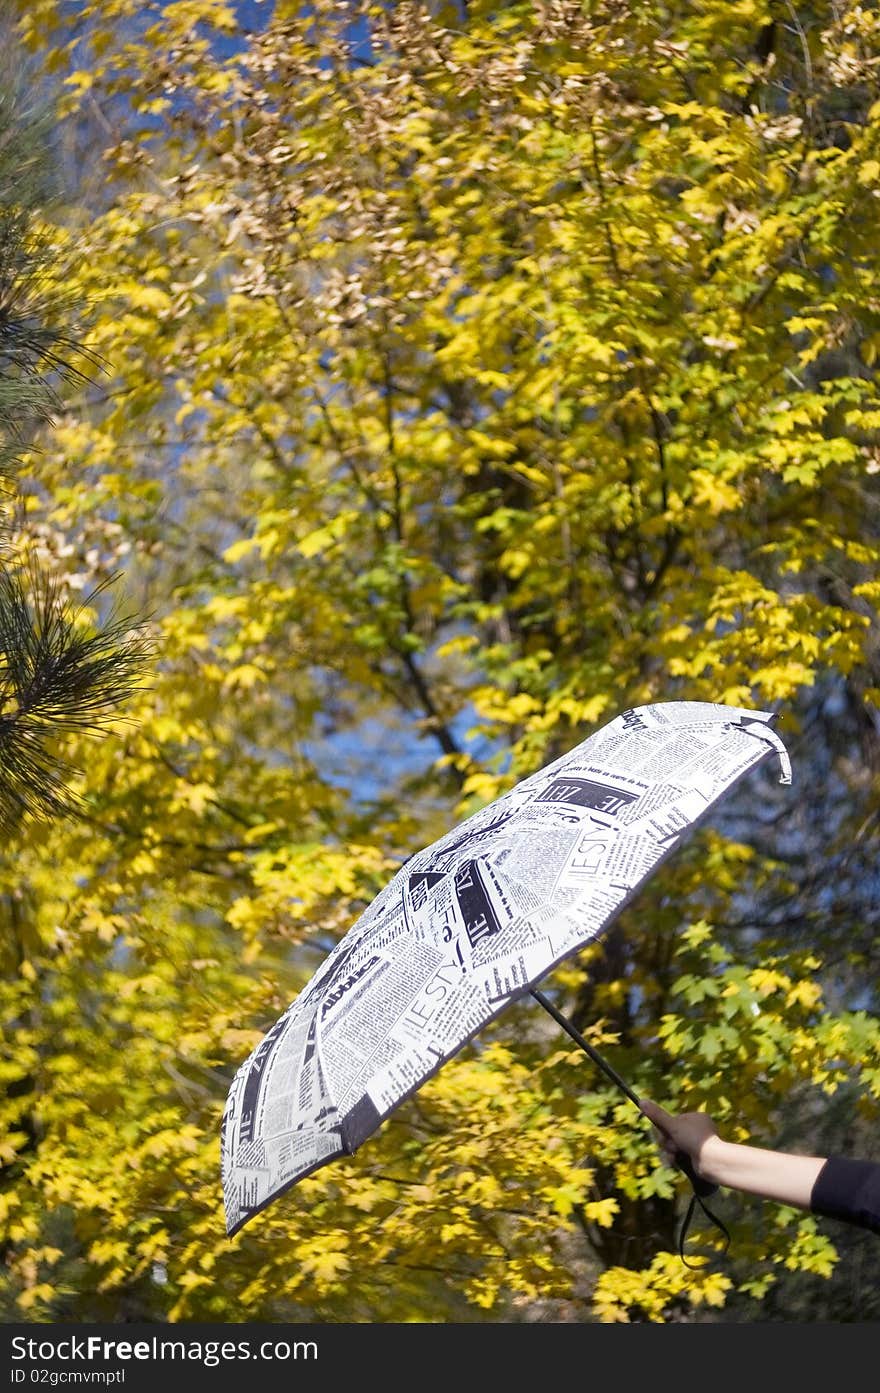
[697,1136,826,1210]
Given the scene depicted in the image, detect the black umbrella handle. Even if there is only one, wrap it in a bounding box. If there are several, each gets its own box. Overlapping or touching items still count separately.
[530,989,729,1259]
[529,990,719,1198]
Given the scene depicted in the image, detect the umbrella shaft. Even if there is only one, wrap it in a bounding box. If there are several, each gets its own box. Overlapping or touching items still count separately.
[530,989,641,1109]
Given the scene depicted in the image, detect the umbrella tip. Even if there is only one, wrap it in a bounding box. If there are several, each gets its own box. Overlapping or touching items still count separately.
[739,719,792,785]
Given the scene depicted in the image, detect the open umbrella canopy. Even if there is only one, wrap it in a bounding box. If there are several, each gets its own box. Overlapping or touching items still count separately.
[222,700,791,1237]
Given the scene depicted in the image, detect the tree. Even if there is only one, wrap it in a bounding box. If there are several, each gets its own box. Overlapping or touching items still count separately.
[0,45,149,833]
[3,0,880,1322]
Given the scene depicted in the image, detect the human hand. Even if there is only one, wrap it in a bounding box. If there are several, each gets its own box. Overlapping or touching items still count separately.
[639,1098,721,1182]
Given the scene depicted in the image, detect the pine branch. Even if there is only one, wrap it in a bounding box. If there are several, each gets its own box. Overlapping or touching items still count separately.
[0,566,153,832]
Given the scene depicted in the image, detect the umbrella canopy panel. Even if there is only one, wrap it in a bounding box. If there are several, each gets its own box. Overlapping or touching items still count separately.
[222,700,790,1236]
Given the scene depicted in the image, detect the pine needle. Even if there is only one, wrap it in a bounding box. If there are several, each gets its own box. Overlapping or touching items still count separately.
[0,566,153,832]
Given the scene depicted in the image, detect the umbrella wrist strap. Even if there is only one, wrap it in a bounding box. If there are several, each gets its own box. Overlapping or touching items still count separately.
[677,1190,731,1268]
[530,989,730,1262]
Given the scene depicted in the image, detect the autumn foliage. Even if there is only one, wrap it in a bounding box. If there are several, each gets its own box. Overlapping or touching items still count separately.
[2,0,880,1322]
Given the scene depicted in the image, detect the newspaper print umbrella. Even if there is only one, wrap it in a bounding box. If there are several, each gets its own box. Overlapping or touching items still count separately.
[222,700,791,1237]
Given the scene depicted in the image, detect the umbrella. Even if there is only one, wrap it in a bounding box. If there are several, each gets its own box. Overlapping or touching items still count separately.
[222,700,791,1237]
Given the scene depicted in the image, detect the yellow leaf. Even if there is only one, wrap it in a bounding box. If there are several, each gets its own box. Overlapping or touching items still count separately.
[583,1198,620,1228]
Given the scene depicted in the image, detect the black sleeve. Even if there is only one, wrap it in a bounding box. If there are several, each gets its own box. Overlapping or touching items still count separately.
[810,1156,880,1235]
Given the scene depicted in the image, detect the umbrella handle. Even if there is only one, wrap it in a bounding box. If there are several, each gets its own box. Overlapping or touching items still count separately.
[529,990,720,1199]
[530,989,729,1260]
